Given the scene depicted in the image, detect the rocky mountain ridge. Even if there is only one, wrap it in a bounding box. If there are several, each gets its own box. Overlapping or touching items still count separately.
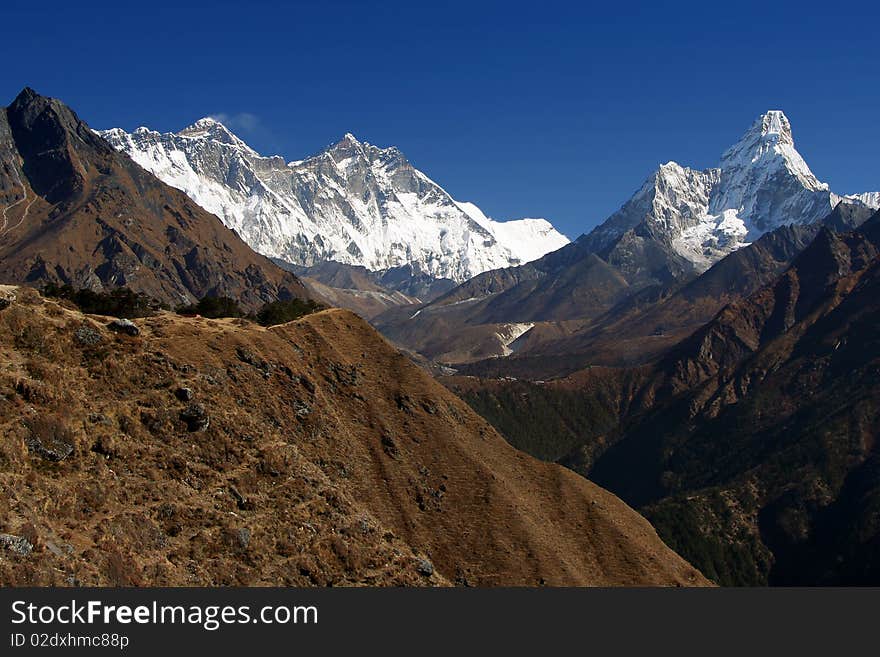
[99,122,570,285]
[0,88,308,310]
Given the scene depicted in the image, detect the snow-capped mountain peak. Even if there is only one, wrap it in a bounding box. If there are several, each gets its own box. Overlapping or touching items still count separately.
[183,116,224,131]
[844,191,880,208]
[586,109,877,273]
[177,117,258,153]
[325,132,363,155]
[720,110,826,190]
[758,109,790,139]
[98,123,569,283]
[710,110,833,239]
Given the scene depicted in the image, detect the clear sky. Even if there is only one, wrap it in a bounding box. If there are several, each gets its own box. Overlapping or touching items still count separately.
[2,0,878,238]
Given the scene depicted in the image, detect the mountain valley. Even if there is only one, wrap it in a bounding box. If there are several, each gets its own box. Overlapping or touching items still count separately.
[0,87,714,588]
[2,85,879,588]
[376,111,878,368]
[450,211,880,585]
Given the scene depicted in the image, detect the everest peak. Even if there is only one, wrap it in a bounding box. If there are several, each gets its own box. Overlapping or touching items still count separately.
[98,121,569,283]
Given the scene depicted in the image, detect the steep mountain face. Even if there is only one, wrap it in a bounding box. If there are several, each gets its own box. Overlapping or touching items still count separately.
[452,213,880,585]
[581,162,723,279]
[447,227,836,463]
[98,123,569,285]
[820,200,878,232]
[708,112,833,235]
[0,286,707,587]
[580,215,880,584]
[0,88,308,310]
[377,111,878,365]
[583,110,878,274]
[644,224,879,398]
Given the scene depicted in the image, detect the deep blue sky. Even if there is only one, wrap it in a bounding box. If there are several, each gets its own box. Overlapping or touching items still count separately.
[2,0,878,238]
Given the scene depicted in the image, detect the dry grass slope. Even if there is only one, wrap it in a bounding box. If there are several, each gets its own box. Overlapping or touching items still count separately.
[0,286,708,586]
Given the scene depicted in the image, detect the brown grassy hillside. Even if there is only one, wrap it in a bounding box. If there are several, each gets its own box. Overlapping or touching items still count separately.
[0,286,707,586]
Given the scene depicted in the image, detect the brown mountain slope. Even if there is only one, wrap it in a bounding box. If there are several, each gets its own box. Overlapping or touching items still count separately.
[297,276,416,320]
[285,260,393,293]
[515,224,821,370]
[374,252,631,363]
[0,88,307,310]
[580,219,880,584]
[441,228,819,466]
[456,223,823,378]
[649,225,880,398]
[279,261,420,320]
[0,287,706,586]
[382,206,867,376]
[454,220,880,473]
[450,215,880,585]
